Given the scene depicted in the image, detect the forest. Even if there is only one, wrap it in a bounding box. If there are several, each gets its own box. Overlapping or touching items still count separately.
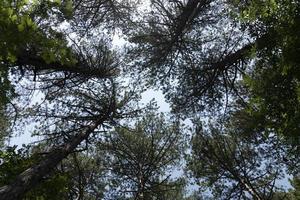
[0,0,300,199]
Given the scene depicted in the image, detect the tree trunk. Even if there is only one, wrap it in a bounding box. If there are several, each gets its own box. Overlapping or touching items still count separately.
[0,117,106,200]
[15,51,115,79]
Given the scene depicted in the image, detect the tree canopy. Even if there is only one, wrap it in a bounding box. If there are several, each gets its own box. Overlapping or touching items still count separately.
[0,0,300,199]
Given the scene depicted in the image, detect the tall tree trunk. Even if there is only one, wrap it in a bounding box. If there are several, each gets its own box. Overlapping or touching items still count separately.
[0,116,107,200]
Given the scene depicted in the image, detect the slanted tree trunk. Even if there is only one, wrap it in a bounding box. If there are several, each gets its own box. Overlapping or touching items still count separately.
[15,51,116,79]
[0,116,107,200]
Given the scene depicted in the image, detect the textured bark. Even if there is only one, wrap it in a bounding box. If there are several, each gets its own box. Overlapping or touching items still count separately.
[238,177,264,200]
[209,29,276,72]
[172,0,211,39]
[15,51,115,79]
[211,42,254,70]
[0,117,106,200]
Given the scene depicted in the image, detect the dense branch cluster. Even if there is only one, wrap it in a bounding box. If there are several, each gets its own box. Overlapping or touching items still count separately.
[0,0,299,199]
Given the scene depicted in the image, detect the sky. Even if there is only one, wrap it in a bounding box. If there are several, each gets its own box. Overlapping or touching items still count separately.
[3,1,294,195]
[8,89,170,147]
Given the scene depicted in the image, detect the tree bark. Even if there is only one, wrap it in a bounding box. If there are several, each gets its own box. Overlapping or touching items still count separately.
[15,51,115,79]
[0,116,107,200]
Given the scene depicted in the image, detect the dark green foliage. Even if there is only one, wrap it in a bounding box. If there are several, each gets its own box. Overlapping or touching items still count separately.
[61,153,107,200]
[236,0,300,139]
[0,0,300,199]
[126,0,252,115]
[0,67,13,147]
[187,121,286,200]
[0,146,70,200]
[99,110,186,199]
